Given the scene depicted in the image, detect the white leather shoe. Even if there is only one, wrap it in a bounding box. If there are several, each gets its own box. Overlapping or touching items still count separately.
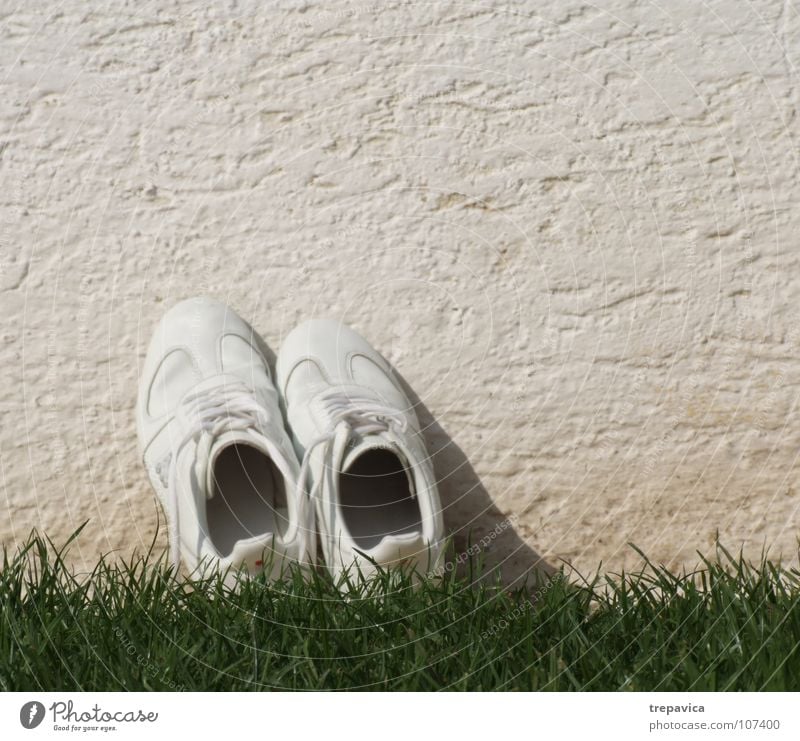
[276,319,444,582]
[136,297,314,580]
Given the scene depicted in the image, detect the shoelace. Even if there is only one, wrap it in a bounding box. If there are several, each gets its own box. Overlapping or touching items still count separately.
[296,389,409,507]
[165,380,273,573]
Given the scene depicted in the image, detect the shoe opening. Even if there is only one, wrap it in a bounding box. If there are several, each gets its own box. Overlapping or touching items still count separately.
[206,443,289,556]
[339,449,422,550]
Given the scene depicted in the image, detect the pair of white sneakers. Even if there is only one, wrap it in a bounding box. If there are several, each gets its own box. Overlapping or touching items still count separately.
[136,297,444,585]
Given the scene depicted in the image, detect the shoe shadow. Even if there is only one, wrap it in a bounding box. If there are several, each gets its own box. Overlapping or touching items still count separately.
[251,329,277,373]
[391,369,557,590]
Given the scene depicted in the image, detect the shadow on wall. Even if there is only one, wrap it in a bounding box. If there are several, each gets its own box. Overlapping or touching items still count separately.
[393,369,556,589]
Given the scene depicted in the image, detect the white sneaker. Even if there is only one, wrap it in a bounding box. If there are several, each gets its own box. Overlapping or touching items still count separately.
[276,319,444,582]
[136,297,314,580]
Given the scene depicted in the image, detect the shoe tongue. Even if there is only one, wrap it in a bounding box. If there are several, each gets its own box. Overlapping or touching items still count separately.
[341,433,417,498]
[204,429,263,499]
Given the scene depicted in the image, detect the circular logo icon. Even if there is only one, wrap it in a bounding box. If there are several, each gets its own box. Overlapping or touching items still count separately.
[20,701,45,730]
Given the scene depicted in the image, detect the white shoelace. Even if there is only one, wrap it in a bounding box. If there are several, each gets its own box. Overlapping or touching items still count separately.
[165,380,273,573]
[295,389,409,507]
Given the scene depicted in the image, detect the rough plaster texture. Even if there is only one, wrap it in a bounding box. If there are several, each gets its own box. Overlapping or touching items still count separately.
[1,0,799,582]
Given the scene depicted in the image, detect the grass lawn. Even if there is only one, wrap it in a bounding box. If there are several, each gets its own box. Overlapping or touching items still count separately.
[1,530,799,691]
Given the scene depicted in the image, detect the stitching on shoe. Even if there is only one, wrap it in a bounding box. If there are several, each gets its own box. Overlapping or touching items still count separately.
[216,331,271,378]
[345,350,399,398]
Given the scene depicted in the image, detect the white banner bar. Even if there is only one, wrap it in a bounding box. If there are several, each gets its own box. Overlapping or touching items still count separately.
[0,692,797,740]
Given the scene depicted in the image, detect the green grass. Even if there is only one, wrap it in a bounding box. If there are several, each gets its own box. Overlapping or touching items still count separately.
[1,530,799,691]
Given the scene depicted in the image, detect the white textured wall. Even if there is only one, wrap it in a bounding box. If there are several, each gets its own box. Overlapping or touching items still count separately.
[1,0,799,581]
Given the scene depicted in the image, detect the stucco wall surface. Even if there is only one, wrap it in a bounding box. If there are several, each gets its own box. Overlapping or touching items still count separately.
[1,0,799,581]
